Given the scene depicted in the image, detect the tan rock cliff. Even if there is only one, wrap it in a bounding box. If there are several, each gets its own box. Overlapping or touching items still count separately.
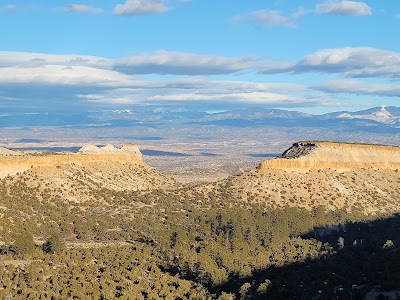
[0,144,144,178]
[259,141,400,172]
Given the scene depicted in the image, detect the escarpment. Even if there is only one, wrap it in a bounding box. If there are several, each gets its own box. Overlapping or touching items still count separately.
[260,141,400,172]
[0,144,144,178]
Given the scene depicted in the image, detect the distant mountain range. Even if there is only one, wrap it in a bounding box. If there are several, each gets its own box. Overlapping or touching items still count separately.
[197,106,400,133]
[2,106,399,135]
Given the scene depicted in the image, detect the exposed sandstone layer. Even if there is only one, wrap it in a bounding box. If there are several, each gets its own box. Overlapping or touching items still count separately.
[78,144,141,155]
[260,141,400,172]
[0,144,143,178]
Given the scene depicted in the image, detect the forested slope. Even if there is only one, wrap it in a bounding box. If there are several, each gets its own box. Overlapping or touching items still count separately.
[1,143,400,299]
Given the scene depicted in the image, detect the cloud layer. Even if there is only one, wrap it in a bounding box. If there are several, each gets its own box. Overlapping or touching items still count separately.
[0,48,398,109]
[314,80,400,97]
[0,51,319,107]
[114,51,256,75]
[0,51,111,69]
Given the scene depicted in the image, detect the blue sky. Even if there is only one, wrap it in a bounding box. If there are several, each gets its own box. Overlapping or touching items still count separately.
[1,0,400,114]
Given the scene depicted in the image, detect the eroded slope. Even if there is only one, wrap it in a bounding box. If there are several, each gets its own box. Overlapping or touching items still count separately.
[198,167,400,216]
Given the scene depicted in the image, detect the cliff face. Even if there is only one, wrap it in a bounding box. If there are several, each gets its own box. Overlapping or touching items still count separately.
[0,144,144,178]
[260,141,400,172]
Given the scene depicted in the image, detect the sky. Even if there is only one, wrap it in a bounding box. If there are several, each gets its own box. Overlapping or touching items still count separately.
[0,0,400,114]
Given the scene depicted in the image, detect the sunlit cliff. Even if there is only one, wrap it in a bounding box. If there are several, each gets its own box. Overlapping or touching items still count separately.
[260,141,400,172]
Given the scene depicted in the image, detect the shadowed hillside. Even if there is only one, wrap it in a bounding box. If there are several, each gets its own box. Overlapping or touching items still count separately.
[212,214,400,299]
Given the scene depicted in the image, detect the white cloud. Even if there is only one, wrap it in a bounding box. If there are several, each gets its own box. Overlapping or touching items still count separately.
[251,10,297,28]
[0,52,143,88]
[114,50,256,75]
[259,47,400,78]
[0,65,140,87]
[63,4,103,14]
[236,7,306,29]
[313,80,400,97]
[315,1,372,16]
[76,78,327,107]
[0,50,255,76]
[114,0,169,16]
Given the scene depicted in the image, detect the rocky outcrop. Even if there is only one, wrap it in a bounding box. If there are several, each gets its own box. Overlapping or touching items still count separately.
[280,141,317,159]
[260,141,400,172]
[0,144,144,178]
[0,147,21,156]
[78,144,141,155]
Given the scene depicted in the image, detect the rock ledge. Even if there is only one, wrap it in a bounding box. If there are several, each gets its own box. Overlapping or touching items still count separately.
[260,141,400,172]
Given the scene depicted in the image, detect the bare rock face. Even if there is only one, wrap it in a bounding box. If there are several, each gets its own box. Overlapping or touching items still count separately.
[78,144,142,155]
[260,141,400,172]
[281,142,318,159]
[0,143,144,178]
[0,147,19,156]
[78,145,102,154]
[121,144,141,155]
[101,144,117,153]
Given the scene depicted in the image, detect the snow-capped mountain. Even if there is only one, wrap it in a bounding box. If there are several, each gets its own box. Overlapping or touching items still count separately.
[335,106,400,126]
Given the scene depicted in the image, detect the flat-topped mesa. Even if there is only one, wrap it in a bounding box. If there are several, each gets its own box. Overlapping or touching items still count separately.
[259,141,400,172]
[0,143,144,178]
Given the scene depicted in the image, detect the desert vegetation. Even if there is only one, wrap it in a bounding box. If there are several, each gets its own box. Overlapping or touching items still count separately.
[0,144,400,299]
